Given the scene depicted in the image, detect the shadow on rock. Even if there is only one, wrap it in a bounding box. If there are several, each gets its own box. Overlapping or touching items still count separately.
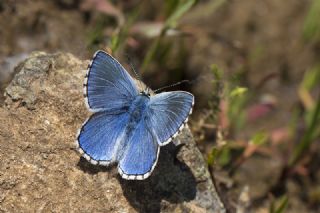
[77,156,115,175]
[119,143,197,213]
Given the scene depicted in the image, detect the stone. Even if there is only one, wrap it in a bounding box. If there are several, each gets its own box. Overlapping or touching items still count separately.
[0,52,225,212]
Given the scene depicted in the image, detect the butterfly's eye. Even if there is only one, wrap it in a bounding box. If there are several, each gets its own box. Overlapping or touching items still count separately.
[140,90,151,97]
[146,88,152,96]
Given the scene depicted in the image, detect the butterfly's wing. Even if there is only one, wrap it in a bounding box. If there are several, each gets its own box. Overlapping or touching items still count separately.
[76,111,129,165]
[84,50,139,113]
[145,91,194,146]
[118,119,159,180]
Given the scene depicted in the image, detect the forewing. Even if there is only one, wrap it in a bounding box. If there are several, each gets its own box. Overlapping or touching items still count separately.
[146,91,194,146]
[118,119,159,180]
[76,111,129,165]
[84,51,139,112]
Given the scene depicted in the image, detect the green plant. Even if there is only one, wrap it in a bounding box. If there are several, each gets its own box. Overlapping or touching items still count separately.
[87,15,116,49]
[110,7,140,53]
[270,195,289,213]
[141,0,197,73]
[226,83,248,133]
[289,96,320,166]
[207,145,232,167]
[303,0,320,42]
[208,64,224,122]
[289,66,320,167]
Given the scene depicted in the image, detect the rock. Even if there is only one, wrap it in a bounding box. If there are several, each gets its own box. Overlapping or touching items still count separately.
[0,52,225,212]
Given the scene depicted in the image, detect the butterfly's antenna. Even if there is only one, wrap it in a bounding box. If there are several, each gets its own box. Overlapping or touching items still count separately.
[125,54,141,81]
[125,54,148,91]
[154,80,192,93]
[153,74,216,93]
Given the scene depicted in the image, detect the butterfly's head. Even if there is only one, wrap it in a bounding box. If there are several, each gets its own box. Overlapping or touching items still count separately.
[140,87,151,97]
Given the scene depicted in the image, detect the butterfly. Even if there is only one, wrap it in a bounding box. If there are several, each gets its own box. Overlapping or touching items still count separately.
[76,50,194,180]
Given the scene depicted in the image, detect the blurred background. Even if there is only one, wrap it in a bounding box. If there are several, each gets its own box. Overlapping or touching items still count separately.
[0,0,320,212]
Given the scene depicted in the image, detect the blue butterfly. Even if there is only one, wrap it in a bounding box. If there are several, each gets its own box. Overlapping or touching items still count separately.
[76,50,194,180]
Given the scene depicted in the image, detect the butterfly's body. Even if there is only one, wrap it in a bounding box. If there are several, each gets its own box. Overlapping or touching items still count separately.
[127,94,149,130]
[116,94,151,161]
[76,51,194,180]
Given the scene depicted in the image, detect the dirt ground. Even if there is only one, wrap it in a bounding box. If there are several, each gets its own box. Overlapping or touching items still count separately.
[0,0,319,212]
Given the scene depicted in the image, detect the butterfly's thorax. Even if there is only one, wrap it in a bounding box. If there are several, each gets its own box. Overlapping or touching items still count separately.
[126,94,150,132]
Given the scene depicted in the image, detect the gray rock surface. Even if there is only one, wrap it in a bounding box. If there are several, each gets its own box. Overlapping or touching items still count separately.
[0,52,225,212]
